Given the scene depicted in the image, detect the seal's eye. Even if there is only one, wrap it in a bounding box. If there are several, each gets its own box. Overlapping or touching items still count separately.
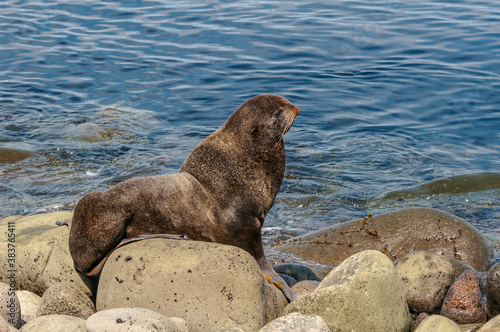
[274,109,283,118]
[251,127,259,135]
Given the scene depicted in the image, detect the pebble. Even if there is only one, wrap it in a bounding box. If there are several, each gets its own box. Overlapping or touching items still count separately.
[16,291,42,323]
[259,313,330,332]
[414,315,461,332]
[85,308,188,332]
[291,280,320,298]
[19,315,86,332]
[440,270,487,324]
[37,282,96,320]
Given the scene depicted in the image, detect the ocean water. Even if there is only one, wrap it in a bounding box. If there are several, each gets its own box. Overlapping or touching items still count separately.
[1,0,499,255]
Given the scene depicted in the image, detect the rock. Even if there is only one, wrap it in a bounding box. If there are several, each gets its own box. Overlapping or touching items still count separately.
[486,262,500,318]
[414,315,461,332]
[0,213,96,297]
[96,238,268,332]
[415,312,430,326]
[274,208,491,271]
[0,283,21,329]
[0,316,10,332]
[459,324,483,332]
[85,308,187,332]
[263,280,288,324]
[291,280,320,298]
[273,263,320,282]
[16,291,42,323]
[283,250,412,332]
[0,148,35,163]
[395,251,470,313]
[18,315,86,332]
[440,270,487,324]
[265,249,334,279]
[278,274,297,287]
[37,282,95,319]
[214,319,249,332]
[478,314,500,330]
[259,313,330,332]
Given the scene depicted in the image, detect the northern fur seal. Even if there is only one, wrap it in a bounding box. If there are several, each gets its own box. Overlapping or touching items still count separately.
[68,94,300,300]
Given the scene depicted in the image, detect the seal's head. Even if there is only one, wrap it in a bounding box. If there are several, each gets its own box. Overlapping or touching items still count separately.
[222,94,300,152]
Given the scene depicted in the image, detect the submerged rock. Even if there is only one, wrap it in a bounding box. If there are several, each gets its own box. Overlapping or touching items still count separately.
[0,148,35,164]
[283,250,412,332]
[96,239,269,332]
[274,208,491,271]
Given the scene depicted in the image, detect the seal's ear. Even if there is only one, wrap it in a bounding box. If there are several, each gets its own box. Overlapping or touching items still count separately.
[251,127,259,135]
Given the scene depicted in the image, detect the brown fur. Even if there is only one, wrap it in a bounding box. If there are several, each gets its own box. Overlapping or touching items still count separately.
[68,95,300,299]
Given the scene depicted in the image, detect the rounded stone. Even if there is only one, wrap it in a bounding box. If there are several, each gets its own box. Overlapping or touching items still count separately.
[273,264,320,282]
[16,291,42,323]
[0,283,21,329]
[440,270,487,324]
[414,315,461,332]
[274,208,491,271]
[395,250,470,313]
[259,313,330,332]
[96,239,267,332]
[486,262,500,318]
[291,280,320,298]
[37,282,95,319]
[263,279,288,324]
[85,308,185,332]
[19,315,86,332]
[0,213,95,297]
[283,250,412,332]
[478,314,500,330]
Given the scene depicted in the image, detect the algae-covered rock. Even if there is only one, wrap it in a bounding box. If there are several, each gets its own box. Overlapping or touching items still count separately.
[274,208,491,271]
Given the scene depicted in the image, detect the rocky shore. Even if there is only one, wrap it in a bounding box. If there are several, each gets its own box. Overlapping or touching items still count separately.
[1,208,500,331]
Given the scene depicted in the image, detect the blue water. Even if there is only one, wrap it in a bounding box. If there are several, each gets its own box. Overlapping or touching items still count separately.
[1,0,499,252]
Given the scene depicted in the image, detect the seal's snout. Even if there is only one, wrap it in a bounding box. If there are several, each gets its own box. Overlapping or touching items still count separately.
[291,105,301,116]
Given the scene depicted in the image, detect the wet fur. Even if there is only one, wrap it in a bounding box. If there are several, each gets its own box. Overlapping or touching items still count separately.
[68,95,300,300]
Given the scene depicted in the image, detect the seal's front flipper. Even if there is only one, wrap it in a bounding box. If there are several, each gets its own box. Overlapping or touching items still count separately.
[257,256,297,302]
[80,233,190,277]
[56,218,71,227]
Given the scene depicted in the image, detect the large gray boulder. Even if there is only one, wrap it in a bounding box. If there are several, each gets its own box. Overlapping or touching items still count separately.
[394,251,469,313]
[96,238,271,332]
[283,250,412,332]
[0,213,95,297]
[274,208,491,271]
